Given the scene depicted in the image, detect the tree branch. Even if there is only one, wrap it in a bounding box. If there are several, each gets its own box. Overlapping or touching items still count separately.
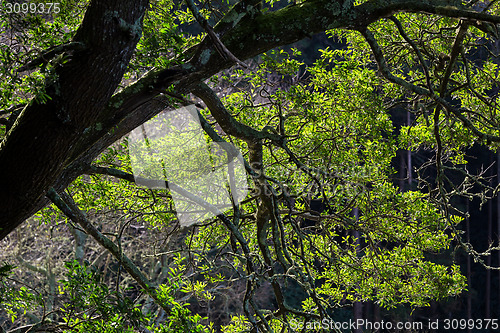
[16,42,86,73]
[388,16,433,91]
[440,21,469,95]
[86,166,256,273]
[361,28,500,142]
[191,82,283,143]
[185,0,248,68]
[45,188,173,315]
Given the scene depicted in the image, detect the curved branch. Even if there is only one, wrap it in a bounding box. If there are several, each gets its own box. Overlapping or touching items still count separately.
[3,0,500,239]
[191,82,283,143]
[46,188,173,315]
[388,16,433,91]
[362,28,500,142]
[185,0,248,68]
[85,166,256,273]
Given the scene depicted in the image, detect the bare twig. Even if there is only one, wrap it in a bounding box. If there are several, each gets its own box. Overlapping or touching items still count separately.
[361,28,500,143]
[46,188,173,315]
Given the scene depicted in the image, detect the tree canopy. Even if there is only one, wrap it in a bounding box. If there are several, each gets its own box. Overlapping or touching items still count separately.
[1,0,500,331]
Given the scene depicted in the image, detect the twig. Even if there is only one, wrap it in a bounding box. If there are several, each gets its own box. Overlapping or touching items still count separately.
[361,28,500,143]
[191,82,284,143]
[185,0,248,68]
[46,187,173,315]
[17,42,86,72]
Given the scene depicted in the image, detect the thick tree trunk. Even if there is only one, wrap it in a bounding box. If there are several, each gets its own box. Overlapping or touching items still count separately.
[0,0,356,240]
[0,0,148,239]
[1,0,496,240]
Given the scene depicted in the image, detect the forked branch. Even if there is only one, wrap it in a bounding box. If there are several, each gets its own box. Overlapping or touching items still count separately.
[46,188,174,315]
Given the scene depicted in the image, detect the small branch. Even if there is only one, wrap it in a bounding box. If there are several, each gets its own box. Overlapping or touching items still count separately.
[191,82,284,143]
[16,256,48,276]
[361,28,430,96]
[45,188,173,315]
[433,105,444,184]
[361,28,500,142]
[6,322,63,333]
[384,2,500,25]
[194,108,260,178]
[388,16,433,91]
[185,0,248,68]
[0,104,24,116]
[88,165,227,216]
[440,21,469,96]
[17,42,86,72]
[86,166,256,272]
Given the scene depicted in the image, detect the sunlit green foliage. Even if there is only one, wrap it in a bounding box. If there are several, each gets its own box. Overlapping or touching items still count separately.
[1,0,500,331]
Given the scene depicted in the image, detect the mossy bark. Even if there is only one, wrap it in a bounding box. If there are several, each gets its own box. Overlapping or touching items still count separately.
[1,0,500,239]
[0,0,148,239]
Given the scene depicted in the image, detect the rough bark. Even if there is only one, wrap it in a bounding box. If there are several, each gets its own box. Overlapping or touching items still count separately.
[0,0,148,239]
[1,0,499,239]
